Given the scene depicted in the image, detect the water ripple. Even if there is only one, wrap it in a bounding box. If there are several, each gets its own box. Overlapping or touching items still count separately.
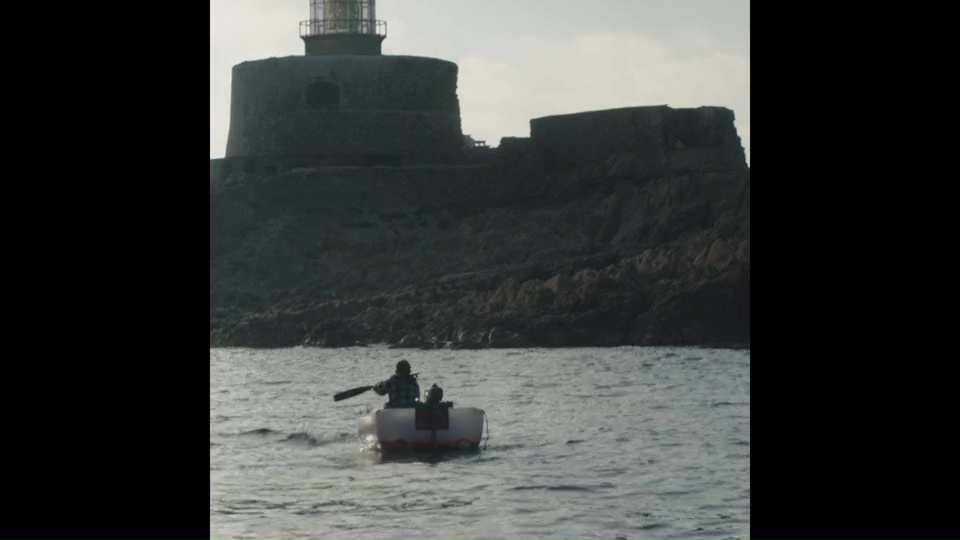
[711,401,749,407]
[237,428,281,436]
[282,431,353,446]
[510,482,616,492]
[211,346,749,539]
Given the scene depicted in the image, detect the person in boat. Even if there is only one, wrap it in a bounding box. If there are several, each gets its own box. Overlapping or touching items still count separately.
[373,360,421,405]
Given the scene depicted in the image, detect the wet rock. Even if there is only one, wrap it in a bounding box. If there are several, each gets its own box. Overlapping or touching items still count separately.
[544,273,573,294]
[487,326,534,348]
[211,134,750,348]
[389,333,425,349]
[705,238,734,271]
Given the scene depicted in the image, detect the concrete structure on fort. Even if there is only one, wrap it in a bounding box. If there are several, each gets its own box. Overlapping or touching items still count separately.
[211,0,745,184]
[221,0,463,172]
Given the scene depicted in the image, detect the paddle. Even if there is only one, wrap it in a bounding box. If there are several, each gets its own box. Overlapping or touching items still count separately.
[333,385,374,402]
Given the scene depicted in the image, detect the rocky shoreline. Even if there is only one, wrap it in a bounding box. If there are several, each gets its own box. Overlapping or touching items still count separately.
[210,106,750,350]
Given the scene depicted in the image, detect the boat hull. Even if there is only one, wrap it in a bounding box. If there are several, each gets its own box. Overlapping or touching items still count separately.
[360,405,485,451]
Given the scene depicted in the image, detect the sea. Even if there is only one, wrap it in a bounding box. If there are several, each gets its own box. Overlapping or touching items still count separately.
[211,346,750,539]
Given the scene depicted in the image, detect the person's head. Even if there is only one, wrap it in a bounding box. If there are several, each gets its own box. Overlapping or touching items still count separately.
[396,360,412,376]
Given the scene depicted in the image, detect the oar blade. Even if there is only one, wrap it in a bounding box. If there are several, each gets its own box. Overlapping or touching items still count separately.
[333,385,374,402]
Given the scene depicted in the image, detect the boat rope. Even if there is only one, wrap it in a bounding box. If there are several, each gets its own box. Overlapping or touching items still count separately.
[482,410,490,451]
[430,405,438,454]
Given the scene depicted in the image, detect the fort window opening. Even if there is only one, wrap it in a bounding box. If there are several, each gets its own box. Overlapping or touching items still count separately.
[305,80,341,107]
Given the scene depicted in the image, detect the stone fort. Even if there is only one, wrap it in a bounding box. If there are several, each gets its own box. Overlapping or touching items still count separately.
[210,0,746,184]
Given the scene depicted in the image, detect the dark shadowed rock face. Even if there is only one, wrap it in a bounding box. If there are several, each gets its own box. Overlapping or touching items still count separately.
[211,105,750,349]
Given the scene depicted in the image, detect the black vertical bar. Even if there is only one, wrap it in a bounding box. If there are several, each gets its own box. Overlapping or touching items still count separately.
[430,405,438,453]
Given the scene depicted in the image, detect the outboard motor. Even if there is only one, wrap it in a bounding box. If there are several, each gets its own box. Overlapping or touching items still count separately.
[425,384,444,405]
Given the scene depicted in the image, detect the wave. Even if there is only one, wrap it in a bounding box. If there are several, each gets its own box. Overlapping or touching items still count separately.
[312,496,475,514]
[282,431,354,446]
[594,382,636,390]
[295,500,360,513]
[484,443,525,451]
[217,498,290,513]
[510,482,615,492]
[233,428,354,447]
[238,428,282,436]
[711,401,750,408]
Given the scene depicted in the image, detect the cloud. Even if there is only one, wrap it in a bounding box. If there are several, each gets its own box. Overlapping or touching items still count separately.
[210,0,302,59]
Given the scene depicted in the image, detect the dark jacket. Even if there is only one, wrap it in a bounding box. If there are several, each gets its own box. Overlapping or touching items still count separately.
[373,374,420,404]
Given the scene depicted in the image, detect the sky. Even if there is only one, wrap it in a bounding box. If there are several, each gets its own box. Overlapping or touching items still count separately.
[211,0,749,163]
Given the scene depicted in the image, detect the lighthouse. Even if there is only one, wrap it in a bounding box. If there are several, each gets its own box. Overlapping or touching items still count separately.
[223,0,464,168]
[300,0,387,56]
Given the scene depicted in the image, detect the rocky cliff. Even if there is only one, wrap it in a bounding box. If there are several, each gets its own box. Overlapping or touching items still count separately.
[210,105,750,349]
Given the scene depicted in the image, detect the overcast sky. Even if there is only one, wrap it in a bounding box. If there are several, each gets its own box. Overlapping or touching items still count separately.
[211,0,749,163]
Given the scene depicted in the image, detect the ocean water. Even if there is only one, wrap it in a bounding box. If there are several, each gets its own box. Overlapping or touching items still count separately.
[211,346,750,539]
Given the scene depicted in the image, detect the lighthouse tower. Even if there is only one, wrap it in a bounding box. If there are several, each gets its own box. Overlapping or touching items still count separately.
[300,0,386,56]
[224,0,463,167]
